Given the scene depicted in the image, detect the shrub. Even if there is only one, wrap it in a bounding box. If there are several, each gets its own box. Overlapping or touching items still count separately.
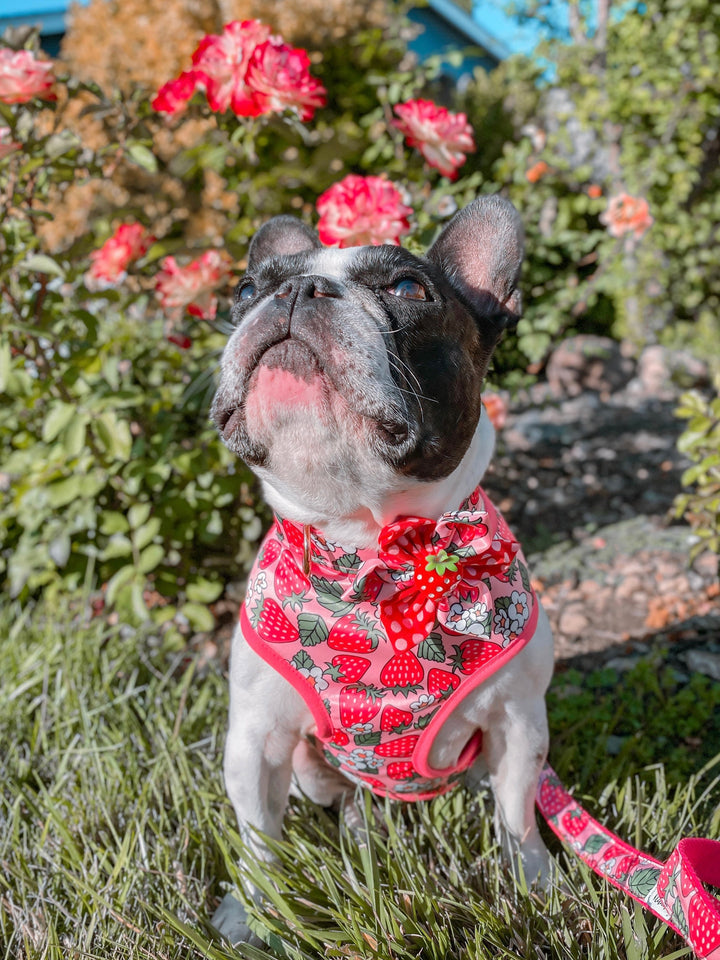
[456,0,720,372]
[0,19,479,624]
[674,386,720,560]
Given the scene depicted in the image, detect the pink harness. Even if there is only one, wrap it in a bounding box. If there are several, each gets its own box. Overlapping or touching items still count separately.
[241,483,538,799]
[240,484,720,957]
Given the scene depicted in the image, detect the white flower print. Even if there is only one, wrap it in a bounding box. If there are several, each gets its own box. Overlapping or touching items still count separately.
[390,566,414,584]
[446,599,491,637]
[296,665,329,692]
[410,694,436,711]
[244,571,268,607]
[311,532,338,553]
[507,590,529,634]
[346,721,374,737]
[493,605,512,643]
[343,747,382,773]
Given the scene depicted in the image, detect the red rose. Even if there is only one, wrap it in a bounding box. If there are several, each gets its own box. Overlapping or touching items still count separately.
[392,99,475,180]
[155,249,234,320]
[152,20,325,122]
[0,49,55,105]
[600,193,653,238]
[316,175,412,248]
[245,38,326,121]
[151,70,203,115]
[191,20,271,117]
[86,223,154,286]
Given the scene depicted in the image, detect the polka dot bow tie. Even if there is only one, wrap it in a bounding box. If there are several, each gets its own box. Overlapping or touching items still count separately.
[350,493,519,653]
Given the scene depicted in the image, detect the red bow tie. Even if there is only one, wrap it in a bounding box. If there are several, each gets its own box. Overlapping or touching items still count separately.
[348,492,519,655]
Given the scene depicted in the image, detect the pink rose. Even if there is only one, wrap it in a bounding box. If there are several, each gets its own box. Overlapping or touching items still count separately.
[245,38,326,121]
[151,20,325,122]
[392,99,475,180]
[600,193,653,238]
[155,249,234,320]
[86,223,154,285]
[0,48,55,105]
[316,175,412,248]
[151,70,203,115]
[191,20,271,116]
[0,125,20,158]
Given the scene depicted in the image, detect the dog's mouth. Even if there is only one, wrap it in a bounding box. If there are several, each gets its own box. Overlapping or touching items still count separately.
[214,335,413,453]
[214,338,321,440]
[256,338,322,379]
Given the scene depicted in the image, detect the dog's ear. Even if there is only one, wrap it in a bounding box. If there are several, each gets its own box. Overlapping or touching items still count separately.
[247,215,321,268]
[427,195,524,326]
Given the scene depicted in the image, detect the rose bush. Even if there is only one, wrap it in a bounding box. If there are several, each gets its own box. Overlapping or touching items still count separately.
[0,17,487,624]
[86,223,155,286]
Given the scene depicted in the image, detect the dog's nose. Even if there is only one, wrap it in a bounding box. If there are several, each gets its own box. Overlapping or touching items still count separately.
[274,275,343,303]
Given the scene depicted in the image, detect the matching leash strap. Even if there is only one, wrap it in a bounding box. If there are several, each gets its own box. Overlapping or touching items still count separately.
[536,764,720,959]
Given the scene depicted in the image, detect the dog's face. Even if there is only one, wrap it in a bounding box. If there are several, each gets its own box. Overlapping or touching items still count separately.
[212,197,523,520]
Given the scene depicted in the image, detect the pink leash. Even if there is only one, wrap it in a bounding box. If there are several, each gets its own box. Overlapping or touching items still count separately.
[536,764,720,958]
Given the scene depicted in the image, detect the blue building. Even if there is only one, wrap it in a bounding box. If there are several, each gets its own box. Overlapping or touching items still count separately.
[0,0,543,65]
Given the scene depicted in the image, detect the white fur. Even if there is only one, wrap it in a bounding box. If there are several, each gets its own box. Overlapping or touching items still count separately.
[214,412,554,945]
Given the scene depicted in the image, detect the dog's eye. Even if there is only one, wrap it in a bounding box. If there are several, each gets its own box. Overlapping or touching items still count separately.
[388,278,428,301]
[237,281,257,301]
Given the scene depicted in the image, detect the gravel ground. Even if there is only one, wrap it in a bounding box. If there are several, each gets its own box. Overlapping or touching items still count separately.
[482,337,719,674]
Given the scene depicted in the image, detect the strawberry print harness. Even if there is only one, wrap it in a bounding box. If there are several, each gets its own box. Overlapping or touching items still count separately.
[241,483,538,800]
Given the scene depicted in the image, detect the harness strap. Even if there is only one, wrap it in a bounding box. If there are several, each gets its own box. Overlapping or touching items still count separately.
[536,764,720,959]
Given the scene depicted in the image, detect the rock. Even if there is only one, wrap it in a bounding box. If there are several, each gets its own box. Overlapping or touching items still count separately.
[559,603,590,637]
[635,345,709,397]
[605,656,642,673]
[545,336,635,398]
[684,649,720,681]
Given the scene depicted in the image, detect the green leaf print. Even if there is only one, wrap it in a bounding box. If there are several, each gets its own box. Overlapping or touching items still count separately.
[583,834,609,855]
[417,633,446,662]
[627,867,661,899]
[298,612,330,646]
[292,650,315,672]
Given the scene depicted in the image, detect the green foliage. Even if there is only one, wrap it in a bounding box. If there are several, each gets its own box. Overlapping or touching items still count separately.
[0,52,264,624]
[674,385,720,558]
[548,659,720,784]
[458,0,720,373]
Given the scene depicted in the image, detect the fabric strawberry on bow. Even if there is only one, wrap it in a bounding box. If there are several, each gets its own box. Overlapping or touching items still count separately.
[348,494,519,652]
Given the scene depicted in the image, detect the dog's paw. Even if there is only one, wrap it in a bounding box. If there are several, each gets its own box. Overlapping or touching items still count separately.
[210,892,264,947]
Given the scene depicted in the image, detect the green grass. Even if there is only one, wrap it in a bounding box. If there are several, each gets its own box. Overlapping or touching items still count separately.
[1,597,718,959]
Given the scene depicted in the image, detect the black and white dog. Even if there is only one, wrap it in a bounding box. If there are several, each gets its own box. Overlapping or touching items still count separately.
[211,196,554,944]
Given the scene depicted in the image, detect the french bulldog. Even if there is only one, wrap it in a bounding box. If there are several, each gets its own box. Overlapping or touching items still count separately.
[210,195,554,945]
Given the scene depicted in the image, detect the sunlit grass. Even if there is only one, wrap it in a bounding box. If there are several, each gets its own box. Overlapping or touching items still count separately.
[1,598,718,959]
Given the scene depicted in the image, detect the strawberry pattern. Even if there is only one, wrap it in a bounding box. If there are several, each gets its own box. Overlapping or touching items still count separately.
[241,484,539,800]
[536,764,720,959]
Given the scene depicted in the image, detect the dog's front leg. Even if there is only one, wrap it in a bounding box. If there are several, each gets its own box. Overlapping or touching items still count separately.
[212,632,306,946]
[467,608,554,887]
[482,693,551,886]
